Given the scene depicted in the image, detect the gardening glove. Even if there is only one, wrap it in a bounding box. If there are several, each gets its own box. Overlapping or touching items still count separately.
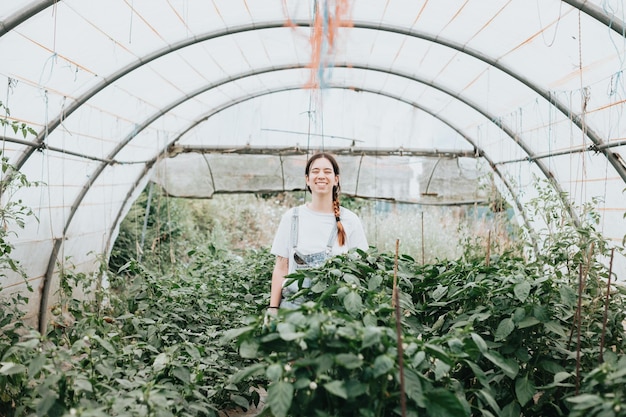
[263,307,278,332]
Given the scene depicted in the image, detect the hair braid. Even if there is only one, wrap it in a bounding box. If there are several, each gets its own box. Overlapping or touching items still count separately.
[333,187,346,246]
[305,152,347,246]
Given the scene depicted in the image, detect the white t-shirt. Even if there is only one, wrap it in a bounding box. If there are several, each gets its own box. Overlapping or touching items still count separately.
[270,204,368,275]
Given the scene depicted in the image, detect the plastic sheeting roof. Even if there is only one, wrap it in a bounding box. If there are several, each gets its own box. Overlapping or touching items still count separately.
[1,0,626,328]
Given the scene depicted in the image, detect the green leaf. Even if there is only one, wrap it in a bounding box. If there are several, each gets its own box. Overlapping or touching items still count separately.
[266,363,283,382]
[277,322,305,341]
[344,291,363,316]
[483,351,519,379]
[501,401,521,417]
[324,380,348,399]
[554,371,572,383]
[412,350,426,367]
[153,352,168,372]
[335,353,363,369]
[432,285,447,301]
[36,391,57,417]
[559,285,577,307]
[183,343,201,360]
[28,353,46,377]
[372,355,394,377]
[343,273,360,286]
[267,381,294,417]
[544,320,567,337]
[368,274,383,291]
[230,363,266,384]
[172,366,190,383]
[239,339,259,359]
[345,379,367,397]
[231,394,249,409]
[515,375,536,406]
[16,338,39,349]
[362,326,382,349]
[221,325,255,342]
[566,394,603,405]
[471,332,488,353]
[477,388,501,415]
[425,388,469,417]
[363,313,377,327]
[495,317,515,341]
[539,360,566,374]
[74,377,93,393]
[425,343,452,364]
[513,281,531,302]
[517,316,540,329]
[463,360,488,387]
[434,359,451,381]
[92,335,116,354]
[403,368,426,408]
[0,362,27,375]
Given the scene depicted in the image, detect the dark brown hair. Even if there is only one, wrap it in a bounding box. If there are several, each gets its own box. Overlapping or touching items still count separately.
[305,153,347,246]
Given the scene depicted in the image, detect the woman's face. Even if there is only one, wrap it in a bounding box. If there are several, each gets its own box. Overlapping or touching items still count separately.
[306,157,338,196]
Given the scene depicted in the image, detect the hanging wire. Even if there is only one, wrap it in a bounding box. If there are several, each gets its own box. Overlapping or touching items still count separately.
[306,0,353,89]
[41,90,53,238]
[602,0,626,90]
[1,78,16,158]
[577,10,589,202]
[51,0,58,52]
[128,0,135,44]
[535,0,563,47]
[166,181,175,264]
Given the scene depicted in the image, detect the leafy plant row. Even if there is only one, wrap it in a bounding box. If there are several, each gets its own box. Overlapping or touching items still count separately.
[1,246,273,417]
[229,247,626,417]
[2,240,626,416]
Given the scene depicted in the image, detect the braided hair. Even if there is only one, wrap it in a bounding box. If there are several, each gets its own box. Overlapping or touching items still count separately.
[305,153,347,246]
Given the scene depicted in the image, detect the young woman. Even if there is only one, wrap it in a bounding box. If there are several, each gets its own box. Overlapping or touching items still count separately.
[269,152,368,310]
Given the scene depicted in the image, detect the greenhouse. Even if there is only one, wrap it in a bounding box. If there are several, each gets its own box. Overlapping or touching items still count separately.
[2,1,626,416]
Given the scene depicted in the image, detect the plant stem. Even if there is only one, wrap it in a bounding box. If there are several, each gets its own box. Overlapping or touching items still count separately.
[393,239,406,417]
[599,247,615,363]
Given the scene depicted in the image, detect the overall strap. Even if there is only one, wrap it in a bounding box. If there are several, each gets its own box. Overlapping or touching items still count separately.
[291,206,299,248]
[325,222,338,254]
[291,206,338,253]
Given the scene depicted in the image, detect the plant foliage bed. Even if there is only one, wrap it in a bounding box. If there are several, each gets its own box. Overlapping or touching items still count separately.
[229,248,626,417]
[0,247,273,417]
[2,241,626,417]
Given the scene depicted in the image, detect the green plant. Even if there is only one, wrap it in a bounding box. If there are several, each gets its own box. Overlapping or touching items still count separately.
[0,100,36,140]
[230,226,626,417]
[1,244,277,416]
[567,353,626,417]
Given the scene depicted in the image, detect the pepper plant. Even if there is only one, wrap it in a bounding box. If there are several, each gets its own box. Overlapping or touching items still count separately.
[229,182,626,417]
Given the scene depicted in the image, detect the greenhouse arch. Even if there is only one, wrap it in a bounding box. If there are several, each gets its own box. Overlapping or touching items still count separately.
[1,0,626,331]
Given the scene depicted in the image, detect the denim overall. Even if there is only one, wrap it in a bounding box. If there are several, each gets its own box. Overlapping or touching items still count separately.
[280,207,337,308]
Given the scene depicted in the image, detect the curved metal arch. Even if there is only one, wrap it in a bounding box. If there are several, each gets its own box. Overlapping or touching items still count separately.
[50,59,581,255]
[35,45,591,325]
[18,48,571,242]
[8,13,625,184]
[98,59,546,254]
[342,20,626,185]
[108,83,534,246]
[60,61,559,242]
[563,0,626,34]
[1,0,620,327]
[0,0,52,36]
[104,85,537,292]
[2,0,623,39]
[165,88,531,232]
